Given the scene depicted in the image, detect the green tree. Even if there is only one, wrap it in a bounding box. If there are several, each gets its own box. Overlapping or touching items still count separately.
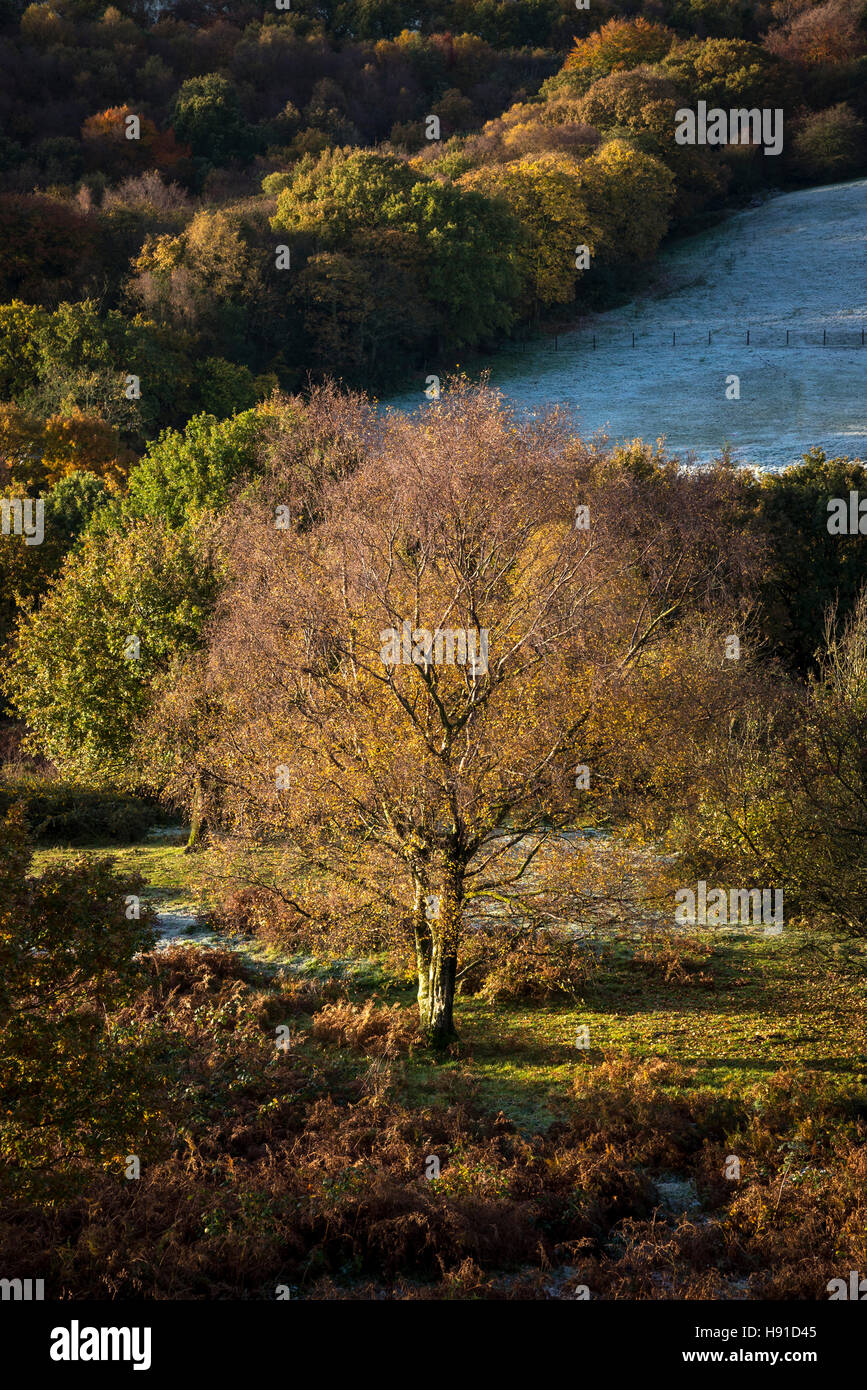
[126,409,266,527]
[0,471,112,715]
[0,301,50,399]
[576,68,728,218]
[172,74,256,166]
[2,299,196,438]
[5,520,223,785]
[461,154,599,312]
[662,37,789,109]
[0,470,112,630]
[746,450,867,673]
[577,139,675,268]
[271,150,523,349]
[790,104,867,182]
[409,176,523,345]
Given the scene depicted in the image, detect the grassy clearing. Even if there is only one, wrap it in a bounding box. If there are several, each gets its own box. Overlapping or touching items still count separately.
[33,839,199,914]
[359,933,867,1130]
[11,836,867,1299]
[35,838,867,1119]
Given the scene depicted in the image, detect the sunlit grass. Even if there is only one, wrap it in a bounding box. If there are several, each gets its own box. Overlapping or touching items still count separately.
[30,839,867,1134]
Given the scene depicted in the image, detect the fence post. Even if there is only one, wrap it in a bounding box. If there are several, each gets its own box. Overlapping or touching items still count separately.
[746,329,750,345]
[554,335,558,351]
[786,330,789,345]
[632,331,635,348]
[823,329,827,345]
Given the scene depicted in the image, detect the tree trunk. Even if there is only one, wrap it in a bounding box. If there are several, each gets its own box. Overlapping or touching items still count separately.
[185,772,206,853]
[426,942,458,1049]
[412,875,433,1030]
[418,858,463,1050]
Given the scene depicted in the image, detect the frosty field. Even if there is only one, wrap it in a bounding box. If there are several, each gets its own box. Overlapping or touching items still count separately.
[398,178,867,471]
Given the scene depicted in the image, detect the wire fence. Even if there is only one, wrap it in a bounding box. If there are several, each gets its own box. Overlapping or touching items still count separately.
[505,326,867,353]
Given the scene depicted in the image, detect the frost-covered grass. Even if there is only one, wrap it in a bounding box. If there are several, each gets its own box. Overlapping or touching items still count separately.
[392,179,867,470]
[34,838,867,1118]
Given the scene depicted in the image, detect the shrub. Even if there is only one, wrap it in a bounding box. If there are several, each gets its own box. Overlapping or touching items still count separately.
[790,104,867,182]
[0,775,166,843]
[459,923,599,1003]
[0,805,160,1191]
[141,944,253,1001]
[311,999,420,1054]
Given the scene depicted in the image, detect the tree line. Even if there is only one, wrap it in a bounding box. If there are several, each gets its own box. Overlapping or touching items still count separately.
[0,3,863,446]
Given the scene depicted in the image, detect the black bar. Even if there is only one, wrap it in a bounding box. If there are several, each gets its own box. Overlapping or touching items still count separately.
[6,1299,862,1378]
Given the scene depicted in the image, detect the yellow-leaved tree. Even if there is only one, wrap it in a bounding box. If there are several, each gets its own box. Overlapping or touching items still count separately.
[146,384,750,1047]
[461,154,601,313]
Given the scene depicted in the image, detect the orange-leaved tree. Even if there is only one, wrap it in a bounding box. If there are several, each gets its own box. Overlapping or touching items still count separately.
[151,384,750,1047]
[558,18,675,94]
